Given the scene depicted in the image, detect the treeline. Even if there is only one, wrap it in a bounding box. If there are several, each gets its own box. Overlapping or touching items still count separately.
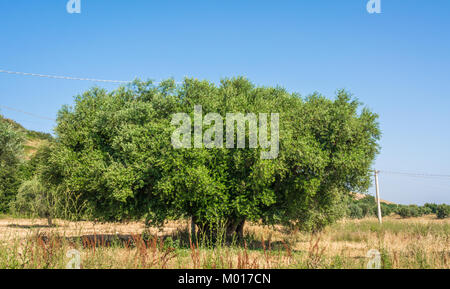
[348,195,449,219]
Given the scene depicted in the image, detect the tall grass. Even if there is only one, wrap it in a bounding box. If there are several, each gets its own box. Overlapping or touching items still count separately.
[0,216,448,269]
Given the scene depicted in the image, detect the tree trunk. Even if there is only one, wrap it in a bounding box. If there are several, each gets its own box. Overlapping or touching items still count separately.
[47,217,53,227]
[225,219,245,242]
[190,217,197,242]
[236,220,245,240]
[193,218,246,244]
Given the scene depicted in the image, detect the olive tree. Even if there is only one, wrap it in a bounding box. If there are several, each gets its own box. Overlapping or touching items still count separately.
[48,78,380,237]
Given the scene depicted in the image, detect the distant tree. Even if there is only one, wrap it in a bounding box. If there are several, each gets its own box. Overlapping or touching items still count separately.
[397,206,412,218]
[436,204,449,219]
[424,203,439,214]
[419,206,432,216]
[348,203,364,219]
[46,78,380,236]
[0,118,23,212]
[380,203,394,216]
[410,205,422,217]
[397,205,423,218]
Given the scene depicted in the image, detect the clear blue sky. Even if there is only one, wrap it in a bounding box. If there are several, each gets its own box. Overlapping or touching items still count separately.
[1,0,449,204]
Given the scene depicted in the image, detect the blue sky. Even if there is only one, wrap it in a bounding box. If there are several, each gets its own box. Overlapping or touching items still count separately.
[0,0,449,204]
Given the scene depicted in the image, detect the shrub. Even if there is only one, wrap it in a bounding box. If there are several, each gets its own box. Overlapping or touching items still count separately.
[0,118,23,212]
[436,204,450,219]
[419,206,432,216]
[397,205,423,218]
[348,203,364,219]
[397,206,413,218]
[10,143,60,226]
[424,203,438,214]
[10,176,57,226]
[380,203,394,216]
[409,205,422,217]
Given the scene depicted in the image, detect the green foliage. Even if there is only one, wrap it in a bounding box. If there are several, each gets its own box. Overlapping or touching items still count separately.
[347,194,397,219]
[397,206,413,218]
[10,144,59,225]
[44,78,380,232]
[10,177,56,224]
[0,115,52,141]
[0,118,23,212]
[419,206,432,216]
[347,195,449,220]
[436,204,450,219]
[348,203,364,219]
[397,205,426,219]
[0,113,53,214]
[424,203,439,214]
[408,205,422,217]
[24,130,53,142]
[380,203,394,216]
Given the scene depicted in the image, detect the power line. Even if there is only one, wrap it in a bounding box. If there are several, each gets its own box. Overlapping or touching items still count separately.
[0,105,55,121]
[0,69,131,84]
[379,170,450,179]
[0,68,184,84]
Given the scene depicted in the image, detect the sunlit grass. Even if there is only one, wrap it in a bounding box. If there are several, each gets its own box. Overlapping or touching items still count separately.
[0,215,448,269]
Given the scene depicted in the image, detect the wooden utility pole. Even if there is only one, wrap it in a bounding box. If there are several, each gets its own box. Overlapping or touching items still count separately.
[374,170,382,224]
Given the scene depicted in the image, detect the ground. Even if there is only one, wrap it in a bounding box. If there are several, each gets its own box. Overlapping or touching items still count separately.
[0,215,448,269]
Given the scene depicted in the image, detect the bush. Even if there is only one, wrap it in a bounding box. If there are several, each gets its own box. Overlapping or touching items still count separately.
[397,206,413,218]
[0,118,23,212]
[436,204,450,219]
[10,143,59,226]
[348,203,364,219]
[348,197,449,220]
[424,203,438,214]
[10,176,57,226]
[409,205,422,217]
[346,195,398,219]
[380,203,394,216]
[397,205,424,218]
[419,206,432,216]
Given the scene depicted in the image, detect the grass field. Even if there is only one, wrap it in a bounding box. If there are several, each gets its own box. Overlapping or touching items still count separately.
[0,215,448,269]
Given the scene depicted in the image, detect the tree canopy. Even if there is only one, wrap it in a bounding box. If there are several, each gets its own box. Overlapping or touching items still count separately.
[45,77,381,233]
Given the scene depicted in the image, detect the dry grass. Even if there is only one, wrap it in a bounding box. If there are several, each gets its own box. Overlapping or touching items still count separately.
[0,215,448,269]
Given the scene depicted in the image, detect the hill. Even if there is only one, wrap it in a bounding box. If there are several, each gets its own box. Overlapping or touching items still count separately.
[0,115,52,158]
[351,192,395,205]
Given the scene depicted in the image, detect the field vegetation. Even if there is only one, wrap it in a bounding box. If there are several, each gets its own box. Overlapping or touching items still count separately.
[0,215,448,269]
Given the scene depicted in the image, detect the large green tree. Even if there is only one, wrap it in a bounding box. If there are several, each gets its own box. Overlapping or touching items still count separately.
[47,78,380,235]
